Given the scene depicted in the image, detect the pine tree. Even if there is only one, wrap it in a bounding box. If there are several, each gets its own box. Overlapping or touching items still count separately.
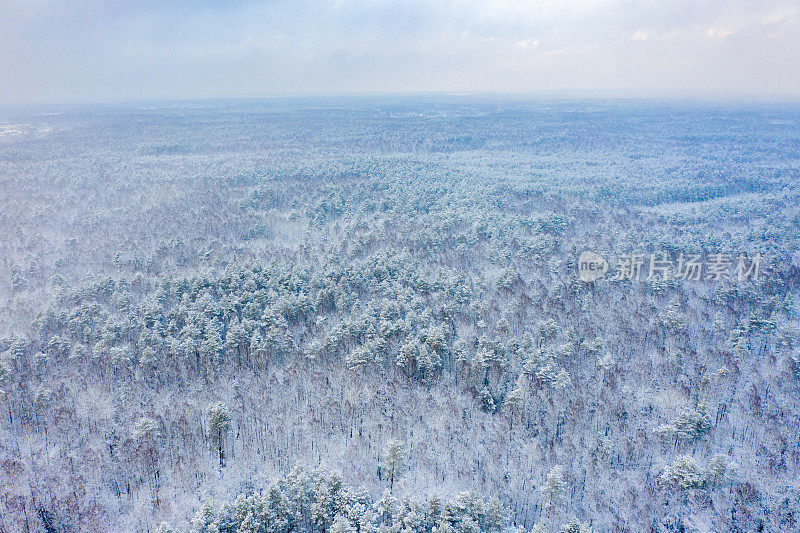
[331,514,356,533]
[190,503,216,533]
[374,489,396,526]
[542,465,566,509]
[154,522,174,533]
[707,454,730,489]
[485,495,506,532]
[381,439,406,490]
[206,402,232,467]
[660,456,703,490]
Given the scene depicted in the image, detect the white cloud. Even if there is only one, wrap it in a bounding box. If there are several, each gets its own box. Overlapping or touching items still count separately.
[705,27,734,39]
[1,0,799,103]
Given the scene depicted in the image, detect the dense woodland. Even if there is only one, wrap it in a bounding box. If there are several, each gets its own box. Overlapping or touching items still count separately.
[1,97,800,532]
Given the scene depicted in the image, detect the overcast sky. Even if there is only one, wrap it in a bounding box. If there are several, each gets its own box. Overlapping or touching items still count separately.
[1,0,799,104]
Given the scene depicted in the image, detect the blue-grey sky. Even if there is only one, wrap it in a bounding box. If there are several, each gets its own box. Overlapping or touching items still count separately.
[1,0,799,104]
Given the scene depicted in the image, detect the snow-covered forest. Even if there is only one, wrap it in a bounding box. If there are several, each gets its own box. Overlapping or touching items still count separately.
[1,97,799,532]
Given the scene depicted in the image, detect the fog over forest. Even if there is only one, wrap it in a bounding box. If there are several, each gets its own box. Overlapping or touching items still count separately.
[1,97,800,532]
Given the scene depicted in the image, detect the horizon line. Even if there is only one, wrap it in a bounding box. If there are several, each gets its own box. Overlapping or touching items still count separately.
[3,89,800,109]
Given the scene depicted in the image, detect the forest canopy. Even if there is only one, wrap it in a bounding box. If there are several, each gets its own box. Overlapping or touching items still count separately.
[1,98,799,532]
